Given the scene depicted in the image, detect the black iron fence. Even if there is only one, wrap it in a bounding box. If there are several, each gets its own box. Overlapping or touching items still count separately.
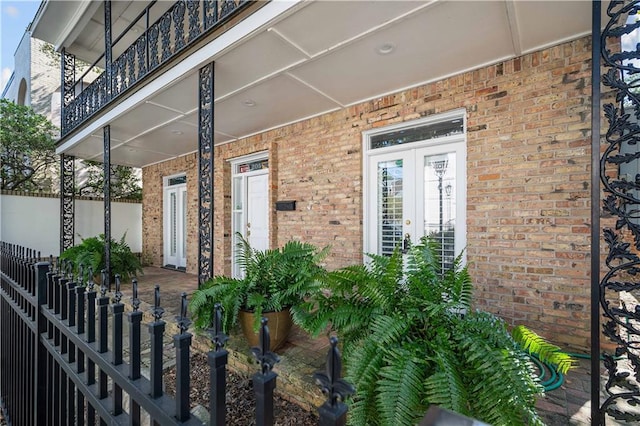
[0,241,353,425]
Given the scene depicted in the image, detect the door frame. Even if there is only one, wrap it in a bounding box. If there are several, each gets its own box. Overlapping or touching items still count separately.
[362,108,467,258]
[163,172,187,270]
[229,151,269,278]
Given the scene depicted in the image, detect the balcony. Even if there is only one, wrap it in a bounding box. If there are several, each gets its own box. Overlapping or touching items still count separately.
[55,0,254,137]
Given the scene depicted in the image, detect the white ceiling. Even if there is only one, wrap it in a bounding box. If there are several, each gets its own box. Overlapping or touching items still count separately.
[36,0,605,168]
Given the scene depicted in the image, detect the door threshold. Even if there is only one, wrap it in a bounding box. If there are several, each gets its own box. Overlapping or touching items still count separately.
[162,265,186,273]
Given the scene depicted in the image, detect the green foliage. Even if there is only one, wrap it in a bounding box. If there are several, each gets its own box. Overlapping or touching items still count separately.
[512,325,576,374]
[76,160,142,200]
[189,234,329,332]
[0,99,58,191]
[60,233,143,282]
[294,237,572,426]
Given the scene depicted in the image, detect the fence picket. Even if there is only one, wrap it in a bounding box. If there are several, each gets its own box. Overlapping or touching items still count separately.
[1,240,354,425]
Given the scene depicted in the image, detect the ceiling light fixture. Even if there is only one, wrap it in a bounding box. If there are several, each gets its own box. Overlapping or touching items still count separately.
[242,99,257,107]
[376,42,396,55]
[171,130,183,135]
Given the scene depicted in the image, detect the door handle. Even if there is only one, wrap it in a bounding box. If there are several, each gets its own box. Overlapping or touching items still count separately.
[402,233,411,254]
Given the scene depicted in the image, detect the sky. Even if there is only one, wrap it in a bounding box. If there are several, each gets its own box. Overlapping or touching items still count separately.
[1,0,41,93]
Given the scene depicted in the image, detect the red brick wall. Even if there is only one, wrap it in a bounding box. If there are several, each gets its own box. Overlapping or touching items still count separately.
[144,36,595,350]
[142,153,199,274]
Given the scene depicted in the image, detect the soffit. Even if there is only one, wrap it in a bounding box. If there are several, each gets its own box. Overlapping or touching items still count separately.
[46,0,605,168]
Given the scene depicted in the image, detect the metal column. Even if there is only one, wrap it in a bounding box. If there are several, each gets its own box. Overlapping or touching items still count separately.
[198,62,215,286]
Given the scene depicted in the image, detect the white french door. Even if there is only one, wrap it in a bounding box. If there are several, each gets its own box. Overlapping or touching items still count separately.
[367,143,465,267]
[163,176,187,270]
[231,153,269,278]
[364,110,466,274]
[247,174,269,251]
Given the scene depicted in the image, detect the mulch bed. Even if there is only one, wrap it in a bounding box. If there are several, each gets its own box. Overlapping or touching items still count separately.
[165,353,318,425]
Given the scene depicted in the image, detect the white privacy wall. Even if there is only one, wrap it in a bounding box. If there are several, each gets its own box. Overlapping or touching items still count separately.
[0,193,142,257]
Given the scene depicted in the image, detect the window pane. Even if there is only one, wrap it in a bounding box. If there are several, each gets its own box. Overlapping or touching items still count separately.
[423,153,456,271]
[370,119,463,150]
[168,175,186,186]
[377,159,403,256]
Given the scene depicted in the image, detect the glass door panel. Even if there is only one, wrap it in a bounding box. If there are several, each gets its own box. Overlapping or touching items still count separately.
[377,159,404,256]
[422,151,457,270]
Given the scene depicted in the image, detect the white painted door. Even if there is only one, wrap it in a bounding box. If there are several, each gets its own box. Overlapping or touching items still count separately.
[231,157,270,278]
[246,173,269,252]
[367,142,465,269]
[164,183,187,269]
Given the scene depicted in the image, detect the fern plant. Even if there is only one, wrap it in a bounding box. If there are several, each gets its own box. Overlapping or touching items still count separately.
[190,234,329,332]
[60,233,142,282]
[292,237,573,426]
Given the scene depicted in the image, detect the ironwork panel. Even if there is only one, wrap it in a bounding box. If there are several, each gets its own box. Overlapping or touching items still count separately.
[60,155,75,254]
[60,49,75,135]
[598,0,640,423]
[198,61,214,285]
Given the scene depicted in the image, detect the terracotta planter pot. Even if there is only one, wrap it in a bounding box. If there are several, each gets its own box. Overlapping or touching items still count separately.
[238,309,293,351]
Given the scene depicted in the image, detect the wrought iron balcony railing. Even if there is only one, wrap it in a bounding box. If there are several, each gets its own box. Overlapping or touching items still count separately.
[61,0,252,137]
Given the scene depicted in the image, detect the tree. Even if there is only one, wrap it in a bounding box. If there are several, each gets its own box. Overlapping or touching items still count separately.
[0,99,58,191]
[76,160,142,200]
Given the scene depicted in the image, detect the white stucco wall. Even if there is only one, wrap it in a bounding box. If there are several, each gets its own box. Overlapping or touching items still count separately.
[2,31,31,104]
[0,193,142,257]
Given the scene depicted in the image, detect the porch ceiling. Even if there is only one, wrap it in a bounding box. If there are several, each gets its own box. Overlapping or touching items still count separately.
[43,0,605,168]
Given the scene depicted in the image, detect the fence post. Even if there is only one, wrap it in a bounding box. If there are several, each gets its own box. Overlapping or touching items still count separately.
[128,279,143,425]
[149,285,165,399]
[174,292,192,421]
[66,279,77,422]
[34,262,50,426]
[208,303,229,426]
[97,276,109,406]
[86,268,97,425]
[314,337,355,426]
[111,275,124,416]
[75,280,86,426]
[251,318,280,426]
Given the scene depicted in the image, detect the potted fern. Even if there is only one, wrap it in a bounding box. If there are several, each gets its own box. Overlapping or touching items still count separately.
[292,237,573,426]
[190,234,329,350]
[60,233,143,283]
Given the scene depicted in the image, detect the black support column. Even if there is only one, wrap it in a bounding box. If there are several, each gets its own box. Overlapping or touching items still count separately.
[103,125,111,289]
[590,1,601,425]
[104,0,113,101]
[60,48,75,135]
[60,154,75,254]
[198,62,214,286]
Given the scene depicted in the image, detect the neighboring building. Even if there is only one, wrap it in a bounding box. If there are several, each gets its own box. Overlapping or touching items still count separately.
[30,0,618,352]
[2,29,60,123]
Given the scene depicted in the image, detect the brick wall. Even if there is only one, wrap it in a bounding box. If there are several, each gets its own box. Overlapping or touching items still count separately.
[144,35,595,350]
[142,153,199,273]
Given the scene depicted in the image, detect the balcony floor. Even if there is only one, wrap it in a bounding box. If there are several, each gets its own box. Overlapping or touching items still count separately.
[123,266,594,424]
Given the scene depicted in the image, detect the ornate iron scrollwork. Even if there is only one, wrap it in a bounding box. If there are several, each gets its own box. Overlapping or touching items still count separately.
[59,1,252,136]
[61,49,75,134]
[600,1,640,422]
[220,0,237,19]
[198,62,214,285]
[159,13,172,62]
[60,154,75,253]
[136,35,147,75]
[187,1,201,42]
[172,1,186,52]
[148,23,160,70]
